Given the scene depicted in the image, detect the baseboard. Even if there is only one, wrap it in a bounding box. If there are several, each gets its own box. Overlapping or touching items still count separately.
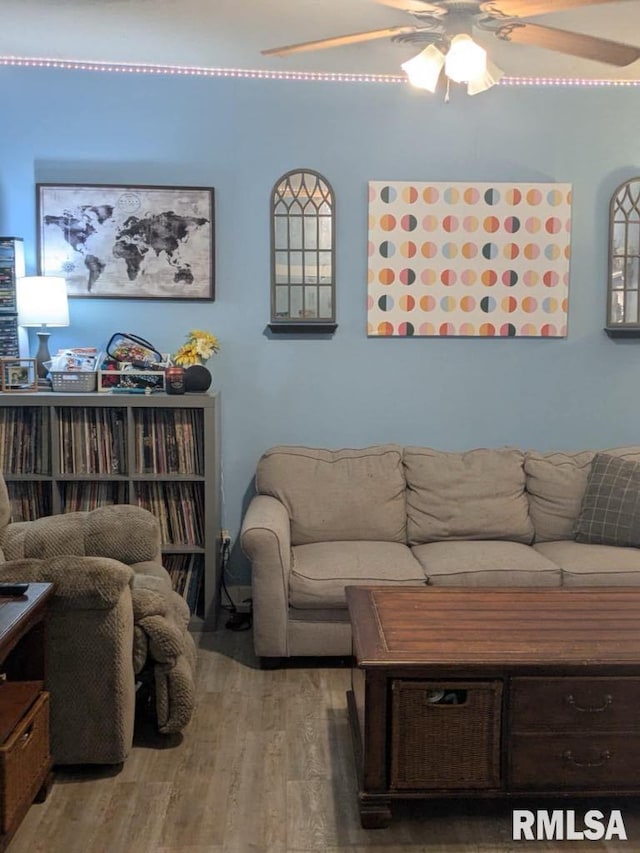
[226,584,252,612]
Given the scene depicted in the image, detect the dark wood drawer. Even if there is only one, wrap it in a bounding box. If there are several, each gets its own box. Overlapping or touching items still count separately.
[510,732,640,790]
[510,677,640,732]
[0,692,50,832]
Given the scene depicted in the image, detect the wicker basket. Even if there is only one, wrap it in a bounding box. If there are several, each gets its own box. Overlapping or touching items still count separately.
[50,371,97,393]
[390,680,503,790]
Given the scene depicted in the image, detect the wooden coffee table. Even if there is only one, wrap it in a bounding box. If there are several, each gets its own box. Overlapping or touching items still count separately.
[346,586,640,828]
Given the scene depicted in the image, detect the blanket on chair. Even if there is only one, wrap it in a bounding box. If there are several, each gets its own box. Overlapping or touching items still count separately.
[131,571,197,733]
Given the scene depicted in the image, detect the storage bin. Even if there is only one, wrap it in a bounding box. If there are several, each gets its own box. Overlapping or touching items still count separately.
[98,352,167,393]
[98,368,165,393]
[0,691,49,832]
[390,680,502,790]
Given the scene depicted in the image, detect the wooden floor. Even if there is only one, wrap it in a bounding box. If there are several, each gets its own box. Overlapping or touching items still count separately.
[10,628,640,852]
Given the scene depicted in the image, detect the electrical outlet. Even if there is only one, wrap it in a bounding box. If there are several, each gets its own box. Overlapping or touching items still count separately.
[220,529,231,545]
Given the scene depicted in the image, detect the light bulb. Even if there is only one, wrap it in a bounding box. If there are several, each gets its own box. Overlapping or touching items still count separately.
[401,44,446,92]
[445,34,487,84]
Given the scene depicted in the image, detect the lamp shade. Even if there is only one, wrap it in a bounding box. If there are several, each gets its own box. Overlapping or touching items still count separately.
[16,276,70,327]
[401,44,445,92]
[467,58,505,95]
[402,36,499,97]
[444,34,487,84]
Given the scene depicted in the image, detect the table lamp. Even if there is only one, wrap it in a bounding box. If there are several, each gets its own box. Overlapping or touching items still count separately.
[16,276,70,384]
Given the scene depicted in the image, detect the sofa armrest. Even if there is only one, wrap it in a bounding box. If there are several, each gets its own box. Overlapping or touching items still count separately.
[131,559,173,593]
[0,555,133,610]
[1,504,162,565]
[0,555,135,765]
[240,494,291,658]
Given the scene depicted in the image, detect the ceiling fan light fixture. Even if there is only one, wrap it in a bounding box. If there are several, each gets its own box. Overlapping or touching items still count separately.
[467,58,505,96]
[401,44,445,92]
[444,33,487,84]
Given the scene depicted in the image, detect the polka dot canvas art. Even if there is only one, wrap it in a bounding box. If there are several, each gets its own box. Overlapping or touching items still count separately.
[367,181,572,337]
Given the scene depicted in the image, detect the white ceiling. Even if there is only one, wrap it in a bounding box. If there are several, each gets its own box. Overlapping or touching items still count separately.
[1,0,640,82]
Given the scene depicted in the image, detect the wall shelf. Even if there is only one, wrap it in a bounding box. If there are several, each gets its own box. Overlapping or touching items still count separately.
[605,326,640,339]
[267,322,338,335]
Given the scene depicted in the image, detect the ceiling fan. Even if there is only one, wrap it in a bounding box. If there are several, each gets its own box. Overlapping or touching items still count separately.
[262,0,640,96]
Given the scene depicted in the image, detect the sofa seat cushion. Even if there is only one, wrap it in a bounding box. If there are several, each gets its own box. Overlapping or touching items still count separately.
[525,446,640,543]
[256,445,406,545]
[404,447,533,545]
[534,540,640,585]
[412,540,561,586]
[289,541,426,609]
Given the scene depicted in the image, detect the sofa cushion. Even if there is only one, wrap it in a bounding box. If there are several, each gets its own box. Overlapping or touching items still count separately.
[525,450,595,543]
[412,540,561,586]
[534,540,640,585]
[525,446,640,543]
[574,453,640,547]
[256,445,406,545]
[404,447,533,546]
[289,541,426,609]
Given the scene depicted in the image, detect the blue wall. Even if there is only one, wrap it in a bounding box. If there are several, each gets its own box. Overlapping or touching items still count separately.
[1,66,640,582]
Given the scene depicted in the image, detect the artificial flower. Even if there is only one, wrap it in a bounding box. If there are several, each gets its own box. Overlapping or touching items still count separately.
[173,329,220,366]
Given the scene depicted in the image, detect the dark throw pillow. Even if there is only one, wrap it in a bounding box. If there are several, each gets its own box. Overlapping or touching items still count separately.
[575,453,640,547]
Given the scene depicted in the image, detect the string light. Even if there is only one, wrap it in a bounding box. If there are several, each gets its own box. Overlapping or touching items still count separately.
[0,55,405,83]
[505,76,640,87]
[1,55,639,88]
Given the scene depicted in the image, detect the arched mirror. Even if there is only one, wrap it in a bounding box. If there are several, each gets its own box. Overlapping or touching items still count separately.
[606,177,640,337]
[269,169,337,333]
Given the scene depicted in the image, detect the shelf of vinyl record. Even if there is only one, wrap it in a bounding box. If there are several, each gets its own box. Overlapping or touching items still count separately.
[0,403,205,474]
[0,398,219,624]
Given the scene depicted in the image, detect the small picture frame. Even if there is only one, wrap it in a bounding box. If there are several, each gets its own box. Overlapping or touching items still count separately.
[1,358,37,392]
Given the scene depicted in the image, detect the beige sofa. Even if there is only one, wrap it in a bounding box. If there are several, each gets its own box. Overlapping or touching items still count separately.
[241,444,640,664]
[0,475,196,765]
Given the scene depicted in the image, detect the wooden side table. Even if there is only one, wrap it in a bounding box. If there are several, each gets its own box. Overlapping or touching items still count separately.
[0,582,54,850]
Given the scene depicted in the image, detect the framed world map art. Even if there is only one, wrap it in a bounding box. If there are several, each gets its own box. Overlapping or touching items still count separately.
[368,180,571,337]
[36,183,215,300]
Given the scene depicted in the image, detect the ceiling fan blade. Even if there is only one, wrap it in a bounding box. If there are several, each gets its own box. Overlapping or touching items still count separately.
[262,26,416,57]
[499,22,640,66]
[486,0,634,18]
[373,0,442,13]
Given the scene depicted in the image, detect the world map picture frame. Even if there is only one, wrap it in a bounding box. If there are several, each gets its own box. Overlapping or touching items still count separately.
[36,183,215,300]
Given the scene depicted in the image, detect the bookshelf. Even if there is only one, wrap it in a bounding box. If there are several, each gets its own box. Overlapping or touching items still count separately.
[0,391,221,629]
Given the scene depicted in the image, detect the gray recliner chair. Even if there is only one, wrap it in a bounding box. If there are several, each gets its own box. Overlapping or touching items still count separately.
[0,475,196,765]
